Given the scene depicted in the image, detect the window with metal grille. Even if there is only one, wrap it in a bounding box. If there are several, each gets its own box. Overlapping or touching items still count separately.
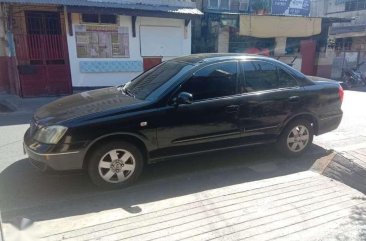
[26,12,61,35]
[100,15,117,24]
[81,14,118,24]
[208,0,219,9]
[220,0,230,10]
[345,0,366,11]
[81,14,99,23]
[239,0,250,12]
[335,38,352,51]
[208,0,231,10]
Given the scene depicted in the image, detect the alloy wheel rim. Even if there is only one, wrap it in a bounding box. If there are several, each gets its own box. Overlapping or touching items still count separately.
[98,149,136,183]
[287,125,309,152]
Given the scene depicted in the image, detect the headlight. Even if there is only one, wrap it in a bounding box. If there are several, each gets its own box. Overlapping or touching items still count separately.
[33,125,68,144]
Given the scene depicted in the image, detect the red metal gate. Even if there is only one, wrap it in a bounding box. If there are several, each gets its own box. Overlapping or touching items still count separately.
[14,11,72,97]
[300,40,316,76]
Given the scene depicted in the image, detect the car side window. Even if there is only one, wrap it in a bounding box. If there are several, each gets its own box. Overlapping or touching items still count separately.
[241,60,278,92]
[278,68,298,88]
[241,60,298,93]
[180,61,237,101]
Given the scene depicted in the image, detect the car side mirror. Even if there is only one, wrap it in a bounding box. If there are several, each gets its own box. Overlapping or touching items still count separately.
[175,92,193,105]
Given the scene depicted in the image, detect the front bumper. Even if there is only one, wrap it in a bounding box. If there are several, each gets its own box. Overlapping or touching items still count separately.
[24,129,85,171]
[24,143,84,171]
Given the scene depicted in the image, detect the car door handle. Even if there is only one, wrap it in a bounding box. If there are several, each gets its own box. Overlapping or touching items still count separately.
[288,96,300,103]
[225,105,240,113]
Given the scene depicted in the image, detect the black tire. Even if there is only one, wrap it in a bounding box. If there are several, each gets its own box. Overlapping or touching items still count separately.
[87,141,144,188]
[276,119,314,157]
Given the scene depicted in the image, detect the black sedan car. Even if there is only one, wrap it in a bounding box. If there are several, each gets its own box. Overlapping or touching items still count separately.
[24,54,343,188]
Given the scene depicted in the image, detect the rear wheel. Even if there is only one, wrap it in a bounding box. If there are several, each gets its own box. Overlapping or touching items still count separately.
[277,119,314,157]
[87,141,144,188]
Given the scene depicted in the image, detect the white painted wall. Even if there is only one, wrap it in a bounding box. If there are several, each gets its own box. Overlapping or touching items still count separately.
[66,14,191,87]
[217,26,229,53]
[274,37,287,56]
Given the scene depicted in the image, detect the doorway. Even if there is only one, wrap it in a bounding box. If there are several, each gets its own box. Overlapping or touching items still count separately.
[14,11,72,97]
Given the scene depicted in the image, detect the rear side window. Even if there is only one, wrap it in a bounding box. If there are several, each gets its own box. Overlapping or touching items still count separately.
[241,60,298,92]
[180,61,238,101]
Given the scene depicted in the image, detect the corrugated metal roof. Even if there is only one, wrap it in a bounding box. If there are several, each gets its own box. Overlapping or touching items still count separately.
[0,0,203,15]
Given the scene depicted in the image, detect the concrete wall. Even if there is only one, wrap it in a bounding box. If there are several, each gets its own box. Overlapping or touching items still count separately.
[310,0,328,17]
[67,14,191,87]
[217,26,229,53]
[311,0,366,22]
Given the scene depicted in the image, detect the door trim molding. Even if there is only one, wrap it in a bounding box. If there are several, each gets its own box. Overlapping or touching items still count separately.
[172,131,241,144]
[245,125,280,133]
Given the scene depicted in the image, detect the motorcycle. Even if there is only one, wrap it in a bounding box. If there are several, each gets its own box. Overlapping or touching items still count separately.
[342,62,366,89]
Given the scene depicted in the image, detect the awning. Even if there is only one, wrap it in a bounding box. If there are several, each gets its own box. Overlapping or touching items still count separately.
[1,0,203,19]
[239,15,322,38]
[329,25,366,38]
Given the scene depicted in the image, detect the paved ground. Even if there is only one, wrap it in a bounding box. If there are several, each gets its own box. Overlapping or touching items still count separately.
[0,88,366,240]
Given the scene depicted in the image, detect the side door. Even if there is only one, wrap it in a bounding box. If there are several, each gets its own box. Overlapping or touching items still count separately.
[152,61,242,159]
[237,60,303,143]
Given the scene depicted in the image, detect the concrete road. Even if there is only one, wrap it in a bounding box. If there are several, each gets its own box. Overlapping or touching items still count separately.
[314,87,366,152]
[0,88,366,240]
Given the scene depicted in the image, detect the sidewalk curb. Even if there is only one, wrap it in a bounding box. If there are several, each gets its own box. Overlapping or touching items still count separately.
[0,93,58,114]
[1,99,18,112]
[313,151,366,194]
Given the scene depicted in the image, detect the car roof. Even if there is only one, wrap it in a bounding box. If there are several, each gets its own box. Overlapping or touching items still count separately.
[170,53,310,83]
[171,53,272,64]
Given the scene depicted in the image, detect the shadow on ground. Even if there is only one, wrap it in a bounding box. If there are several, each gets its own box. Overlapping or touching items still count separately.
[0,144,327,225]
[349,203,366,241]
[333,197,366,241]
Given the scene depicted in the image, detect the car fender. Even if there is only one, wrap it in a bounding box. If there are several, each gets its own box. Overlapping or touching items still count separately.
[281,112,320,134]
[83,131,156,162]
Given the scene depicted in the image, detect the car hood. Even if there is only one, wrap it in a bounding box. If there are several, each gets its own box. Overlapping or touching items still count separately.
[34,87,144,125]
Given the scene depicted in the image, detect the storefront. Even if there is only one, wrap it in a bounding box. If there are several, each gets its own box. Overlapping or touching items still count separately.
[0,0,201,97]
[237,15,322,74]
[328,24,366,80]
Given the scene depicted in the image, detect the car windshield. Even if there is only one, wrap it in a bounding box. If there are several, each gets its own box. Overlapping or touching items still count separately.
[122,61,190,100]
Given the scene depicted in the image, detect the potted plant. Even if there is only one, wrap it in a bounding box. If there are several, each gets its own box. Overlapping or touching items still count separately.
[251,0,271,15]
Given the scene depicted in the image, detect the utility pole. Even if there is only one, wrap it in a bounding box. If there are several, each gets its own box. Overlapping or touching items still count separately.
[248,0,252,36]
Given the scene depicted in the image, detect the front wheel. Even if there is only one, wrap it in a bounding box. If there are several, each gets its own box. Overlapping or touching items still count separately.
[276,119,314,157]
[87,141,144,188]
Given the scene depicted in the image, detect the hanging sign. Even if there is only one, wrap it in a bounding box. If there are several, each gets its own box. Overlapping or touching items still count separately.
[271,0,311,16]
